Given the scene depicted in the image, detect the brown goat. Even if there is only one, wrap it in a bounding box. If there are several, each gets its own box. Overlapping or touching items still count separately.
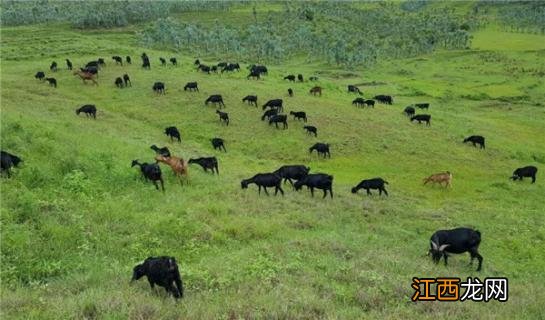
[155,155,189,185]
[309,86,322,96]
[423,171,452,187]
[73,71,98,85]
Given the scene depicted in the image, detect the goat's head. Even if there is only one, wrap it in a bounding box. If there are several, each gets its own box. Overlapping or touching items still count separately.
[351,187,359,194]
[428,241,449,264]
[131,264,145,282]
[241,180,249,189]
[130,160,139,168]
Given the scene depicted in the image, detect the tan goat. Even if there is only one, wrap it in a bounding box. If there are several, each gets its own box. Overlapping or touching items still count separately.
[155,155,189,185]
[423,171,452,187]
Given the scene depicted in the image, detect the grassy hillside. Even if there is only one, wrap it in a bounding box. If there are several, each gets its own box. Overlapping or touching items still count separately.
[1,20,545,319]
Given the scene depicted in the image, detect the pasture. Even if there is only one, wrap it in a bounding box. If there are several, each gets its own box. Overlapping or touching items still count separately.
[1,19,544,320]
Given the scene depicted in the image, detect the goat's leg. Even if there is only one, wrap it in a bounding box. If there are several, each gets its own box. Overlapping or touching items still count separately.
[443,253,448,266]
[329,188,333,198]
[310,187,314,197]
[276,185,284,196]
[366,188,372,196]
[257,185,261,195]
[263,187,270,196]
[160,178,165,191]
[382,188,388,196]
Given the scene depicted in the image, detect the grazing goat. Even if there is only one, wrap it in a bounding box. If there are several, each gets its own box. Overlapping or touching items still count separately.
[247,71,261,80]
[112,56,123,65]
[159,57,166,66]
[50,61,58,72]
[216,110,229,126]
[184,82,199,92]
[249,65,268,75]
[269,114,288,129]
[142,55,151,69]
[73,70,98,85]
[297,74,304,82]
[126,56,132,64]
[150,145,171,157]
[309,86,322,96]
[194,59,200,66]
[463,135,485,149]
[76,104,96,119]
[1,151,23,177]
[309,143,330,158]
[242,95,258,107]
[374,95,393,105]
[410,114,431,126]
[348,85,363,95]
[132,256,184,299]
[153,82,165,94]
[131,160,164,191]
[45,77,57,88]
[309,76,318,81]
[273,165,310,186]
[429,228,483,271]
[205,95,225,108]
[262,99,283,112]
[188,157,219,174]
[123,74,131,87]
[511,165,538,183]
[66,59,73,70]
[424,171,452,187]
[170,57,177,66]
[351,178,389,196]
[404,106,415,117]
[364,99,375,108]
[288,88,294,97]
[164,126,181,142]
[284,75,296,82]
[352,98,365,107]
[415,103,429,109]
[304,125,317,137]
[35,71,45,80]
[115,77,124,88]
[261,109,278,121]
[294,173,334,198]
[211,138,227,152]
[198,64,211,73]
[155,155,189,185]
[290,111,307,122]
[241,173,284,196]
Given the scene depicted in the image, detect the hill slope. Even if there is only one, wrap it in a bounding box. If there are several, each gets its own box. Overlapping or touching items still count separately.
[1,23,544,319]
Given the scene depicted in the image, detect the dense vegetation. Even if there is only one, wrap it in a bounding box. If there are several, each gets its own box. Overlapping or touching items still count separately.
[1,1,545,319]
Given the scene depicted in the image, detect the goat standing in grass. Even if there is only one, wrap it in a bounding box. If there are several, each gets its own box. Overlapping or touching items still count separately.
[131,160,164,191]
[155,155,189,185]
[424,171,452,187]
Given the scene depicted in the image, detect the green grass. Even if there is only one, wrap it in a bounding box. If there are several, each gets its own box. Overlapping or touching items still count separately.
[1,20,545,319]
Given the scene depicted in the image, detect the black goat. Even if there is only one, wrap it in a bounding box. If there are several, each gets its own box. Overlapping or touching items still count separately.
[132,256,183,298]
[188,157,219,174]
[242,95,258,107]
[511,165,538,183]
[76,104,96,119]
[404,106,415,117]
[288,88,293,97]
[150,145,171,157]
[205,95,225,108]
[348,85,363,95]
[410,114,431,126]
[112,56,123,65]
[241,173,284,196]
[351,178,389,196]
[304,125,317,137]
[273,165,310,186]
[309,143,330,158]
[123,74,131,87]
[374,95,393,105]
[184,82,199,92]
[463,135,485,149]
[297,74,304,82]
[170,57,177,66]
[211,138,227,152]
[159,57,166,66]
[115,77,124,88]
[153,82,165,94]
[50,61,58,72]
[284,75,296,82]
[1,151,23,177]
[269,114,288,129]
[261,109,278,121]
[45,77,57,88]
[131,160,164,191]
[352,98,365,107]
[35,71,45,80]
[126,56,132,64]
[262,99,283,112]
[66,59,73,70]
[364,100,375,108]
[429,227,483,271]
[247,71,261,80]
[216,110,229,126]
[290,111,307,122]
[164,126,181,142]
[294,173,334,198]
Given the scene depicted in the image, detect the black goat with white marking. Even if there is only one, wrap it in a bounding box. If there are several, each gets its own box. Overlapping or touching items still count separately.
[428,227,483,271]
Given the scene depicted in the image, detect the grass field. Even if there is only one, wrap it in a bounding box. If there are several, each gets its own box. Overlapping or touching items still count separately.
[1,17,545,320]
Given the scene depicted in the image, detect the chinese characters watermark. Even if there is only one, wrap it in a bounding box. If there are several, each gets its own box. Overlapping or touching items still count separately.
[412,277,508,302]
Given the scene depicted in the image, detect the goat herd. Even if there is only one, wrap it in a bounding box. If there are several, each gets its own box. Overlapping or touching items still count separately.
[0,52,539,300]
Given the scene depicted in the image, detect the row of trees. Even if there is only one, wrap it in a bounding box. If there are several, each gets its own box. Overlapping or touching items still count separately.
[139,2,473,66]
[498,2,545,34]
[0,0,231,28]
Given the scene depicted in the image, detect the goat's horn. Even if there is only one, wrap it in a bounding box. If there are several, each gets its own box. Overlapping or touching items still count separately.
[430,241,438,251]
